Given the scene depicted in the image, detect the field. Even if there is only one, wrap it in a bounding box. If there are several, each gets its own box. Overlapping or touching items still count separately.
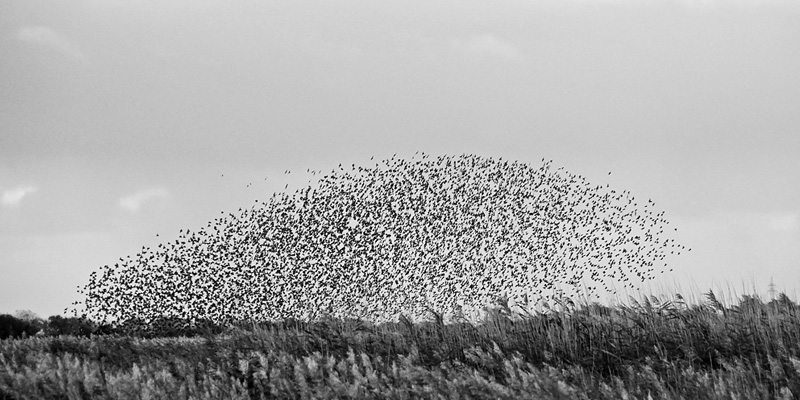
[2,291,800,399]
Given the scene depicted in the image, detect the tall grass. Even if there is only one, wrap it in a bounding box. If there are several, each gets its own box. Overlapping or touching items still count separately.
[2,288,800,399]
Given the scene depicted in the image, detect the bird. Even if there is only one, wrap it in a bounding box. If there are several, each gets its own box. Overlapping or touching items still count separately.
[76,153,688,332]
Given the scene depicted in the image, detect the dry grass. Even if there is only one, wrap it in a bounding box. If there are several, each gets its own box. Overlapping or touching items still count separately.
[3,288,799,399]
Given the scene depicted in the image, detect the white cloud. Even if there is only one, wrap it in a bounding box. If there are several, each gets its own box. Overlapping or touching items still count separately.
[769,213,798,232]
[16,26,88,65]
[450,34,524,62]
[1,186,38,207]
[118,188,169,212]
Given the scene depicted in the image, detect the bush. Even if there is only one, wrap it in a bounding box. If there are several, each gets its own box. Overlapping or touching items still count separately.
[45,315,96,337]
[0,314,40,339]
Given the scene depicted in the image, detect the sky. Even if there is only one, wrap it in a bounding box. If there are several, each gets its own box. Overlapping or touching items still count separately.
[1,0,799,319]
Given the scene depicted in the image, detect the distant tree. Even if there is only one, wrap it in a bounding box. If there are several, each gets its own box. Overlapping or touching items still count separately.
[14,309,40,321]
[45,315,96,337]
[13,309,46,334]
[93,322,119,335]
[0,314,40,339]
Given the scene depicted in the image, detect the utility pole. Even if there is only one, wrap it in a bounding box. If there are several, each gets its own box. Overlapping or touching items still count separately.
[768,277,777,301]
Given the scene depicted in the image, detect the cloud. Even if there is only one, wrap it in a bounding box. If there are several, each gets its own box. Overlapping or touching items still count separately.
[118,188,169,212]
[450,34,524,62]
[16,26,88,65]
[1,186,38,207]
[769,213,798,232]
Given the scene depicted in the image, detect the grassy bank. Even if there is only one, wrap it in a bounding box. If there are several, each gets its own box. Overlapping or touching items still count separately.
[2,291,799,399]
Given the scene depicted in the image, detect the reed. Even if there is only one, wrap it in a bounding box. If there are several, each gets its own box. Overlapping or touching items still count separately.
[3,288,799,399]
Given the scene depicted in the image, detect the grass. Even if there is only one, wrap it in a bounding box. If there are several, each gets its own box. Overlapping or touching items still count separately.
[2,287,800,399]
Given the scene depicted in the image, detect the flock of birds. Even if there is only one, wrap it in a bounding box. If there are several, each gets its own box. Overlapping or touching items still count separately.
[76,153,688,326]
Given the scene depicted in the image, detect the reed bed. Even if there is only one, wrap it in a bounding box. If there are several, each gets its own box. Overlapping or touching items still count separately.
[2,291,799,399]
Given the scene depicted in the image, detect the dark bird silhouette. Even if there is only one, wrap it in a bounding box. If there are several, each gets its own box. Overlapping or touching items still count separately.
[76,153,687,330]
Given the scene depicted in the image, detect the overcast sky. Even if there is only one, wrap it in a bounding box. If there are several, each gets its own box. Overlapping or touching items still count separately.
[1,0,799,319]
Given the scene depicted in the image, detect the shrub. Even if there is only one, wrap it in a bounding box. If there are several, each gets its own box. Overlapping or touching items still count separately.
[45,315,97,337]
[0,314,39,339]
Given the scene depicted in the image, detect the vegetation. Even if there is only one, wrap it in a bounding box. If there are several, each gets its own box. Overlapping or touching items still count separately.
[2,290,799,399]
[0,315,40,341]
[0,314,100,340]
